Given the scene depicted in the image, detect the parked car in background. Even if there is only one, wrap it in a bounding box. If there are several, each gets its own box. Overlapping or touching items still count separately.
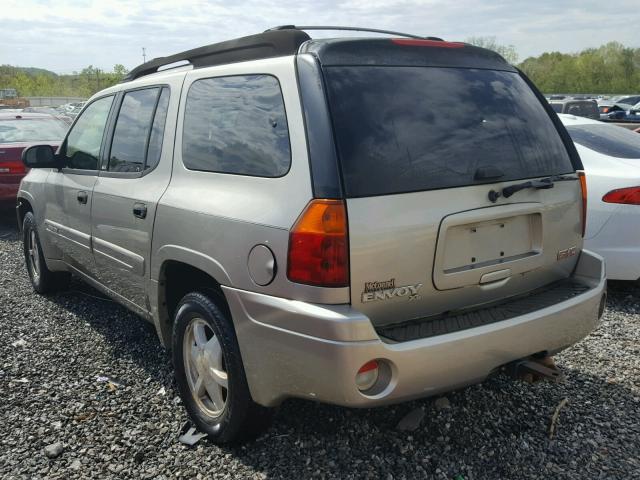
[560,114,640,281]
[613,95,640,106]
[0,113,67,205]
[597,101,633,118]
[22,107,74,125]
[549,98,599,119]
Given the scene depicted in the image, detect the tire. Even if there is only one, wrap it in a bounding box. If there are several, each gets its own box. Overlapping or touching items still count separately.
[22,212,71,294]
[172,292,272,443]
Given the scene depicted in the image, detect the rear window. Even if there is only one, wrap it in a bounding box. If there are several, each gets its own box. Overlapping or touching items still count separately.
[323,67,574,197]
[0,118,67,143]
[566,123,640,159]
[564,101,598,118]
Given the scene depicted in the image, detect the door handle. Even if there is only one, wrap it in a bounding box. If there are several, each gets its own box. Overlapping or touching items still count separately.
[77,191,88,204]
[133,202,147,219]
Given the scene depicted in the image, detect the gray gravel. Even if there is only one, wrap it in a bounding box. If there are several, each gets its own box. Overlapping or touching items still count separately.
[1,209,639,479]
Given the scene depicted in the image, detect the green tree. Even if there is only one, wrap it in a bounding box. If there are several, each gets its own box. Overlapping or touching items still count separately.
[466,36,519,64]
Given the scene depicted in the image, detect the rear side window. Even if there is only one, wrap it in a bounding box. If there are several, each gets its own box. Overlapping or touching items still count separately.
[567,123,640,159]
[550,104,563,113]
[109,87,170,173]
[324,67,574,197]
[182,75,290,177]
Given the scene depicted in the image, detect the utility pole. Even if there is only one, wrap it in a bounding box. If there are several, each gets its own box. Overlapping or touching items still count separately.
[142,47,147,63]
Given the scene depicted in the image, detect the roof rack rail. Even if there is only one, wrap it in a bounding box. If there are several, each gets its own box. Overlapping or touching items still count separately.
[266,25,443,41]
[123,29,310,82]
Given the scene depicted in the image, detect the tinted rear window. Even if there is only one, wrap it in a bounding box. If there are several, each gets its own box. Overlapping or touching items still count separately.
[324,67,574,197]
[0,118,67,143]
[566,123,640,159]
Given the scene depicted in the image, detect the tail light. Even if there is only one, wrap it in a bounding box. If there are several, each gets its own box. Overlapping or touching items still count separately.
[287,199,349,287]
[602,186,640,205]
[0,161,26,174]
[578,171,587,237]
[601,107,610,113]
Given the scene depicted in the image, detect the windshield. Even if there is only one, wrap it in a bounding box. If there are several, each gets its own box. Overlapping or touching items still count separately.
[0,117,67,143]
[566,123,640,159]
[323,66,574,197]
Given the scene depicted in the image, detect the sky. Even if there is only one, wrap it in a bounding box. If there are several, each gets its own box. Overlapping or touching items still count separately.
[1,0,639,74]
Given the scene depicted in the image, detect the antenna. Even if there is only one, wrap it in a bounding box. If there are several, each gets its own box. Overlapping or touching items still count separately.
[142,47,147,63]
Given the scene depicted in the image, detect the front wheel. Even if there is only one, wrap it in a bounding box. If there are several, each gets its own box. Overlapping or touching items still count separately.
[172,292,272,443]
[22,212,70,293]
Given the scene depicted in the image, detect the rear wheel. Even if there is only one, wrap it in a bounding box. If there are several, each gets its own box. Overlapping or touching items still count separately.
[172,292,272,443]
[22,212,70,293]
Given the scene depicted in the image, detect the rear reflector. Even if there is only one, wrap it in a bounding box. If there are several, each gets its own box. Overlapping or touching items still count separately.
[391,38,465,48]
[578,171,587,237]
[356,360,379,392]
[602,186,640,205]
[287,199,349,287]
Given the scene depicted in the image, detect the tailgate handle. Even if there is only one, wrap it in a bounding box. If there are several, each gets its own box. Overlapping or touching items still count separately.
[480,269,511,284]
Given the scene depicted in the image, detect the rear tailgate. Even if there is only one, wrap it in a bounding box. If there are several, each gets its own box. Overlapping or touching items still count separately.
[323,64,583,328]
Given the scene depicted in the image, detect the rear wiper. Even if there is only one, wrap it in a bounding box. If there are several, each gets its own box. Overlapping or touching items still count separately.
[488,175,579,203]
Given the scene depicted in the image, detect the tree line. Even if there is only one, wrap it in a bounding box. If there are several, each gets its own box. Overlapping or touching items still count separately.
[1,40,639,97]
[0,64,128,98]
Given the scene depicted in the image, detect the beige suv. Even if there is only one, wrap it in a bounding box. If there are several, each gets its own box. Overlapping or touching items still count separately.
[17,26,606,443]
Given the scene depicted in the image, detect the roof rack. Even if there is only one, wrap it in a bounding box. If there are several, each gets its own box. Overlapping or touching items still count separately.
[267,25,443,41]
[123,29,310,82]
[123,26,444,82]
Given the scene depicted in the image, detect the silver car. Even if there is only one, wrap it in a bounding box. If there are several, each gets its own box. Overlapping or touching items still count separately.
[17,27,606,443]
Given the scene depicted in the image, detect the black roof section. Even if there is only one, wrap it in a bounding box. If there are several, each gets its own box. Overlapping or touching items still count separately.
[300,38,516,71]
[123,29,310,81]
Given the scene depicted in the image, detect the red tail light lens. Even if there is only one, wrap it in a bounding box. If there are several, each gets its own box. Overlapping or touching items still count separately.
[602,186,640,205]
[287,199,349,287]
[578,171,587,237]
[0,161,26,174]
[602,107,610,113]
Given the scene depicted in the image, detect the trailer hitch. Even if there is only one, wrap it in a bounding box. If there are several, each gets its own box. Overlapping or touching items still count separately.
[507,356,565,383]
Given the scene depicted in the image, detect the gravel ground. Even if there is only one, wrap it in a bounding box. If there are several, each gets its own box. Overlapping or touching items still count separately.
[1,209,639,479]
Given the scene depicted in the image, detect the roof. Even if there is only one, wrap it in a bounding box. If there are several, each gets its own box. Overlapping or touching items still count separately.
[124,29,311,81]
[123,27,514,82]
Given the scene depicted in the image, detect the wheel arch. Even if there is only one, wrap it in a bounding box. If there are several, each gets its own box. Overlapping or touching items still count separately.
[16,195,34,232]
[152,247,233,348]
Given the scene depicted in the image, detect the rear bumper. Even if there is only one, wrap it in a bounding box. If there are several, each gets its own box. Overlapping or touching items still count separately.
[224,250,606,408]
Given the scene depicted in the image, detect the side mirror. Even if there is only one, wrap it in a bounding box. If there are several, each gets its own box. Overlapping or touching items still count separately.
[22,145,60,169]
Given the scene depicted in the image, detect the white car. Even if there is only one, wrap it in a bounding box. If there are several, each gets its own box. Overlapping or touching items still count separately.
[560,114,640,281]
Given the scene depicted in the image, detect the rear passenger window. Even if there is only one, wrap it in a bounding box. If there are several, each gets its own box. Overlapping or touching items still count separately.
[108,87,170,173]
[182,75,290,177]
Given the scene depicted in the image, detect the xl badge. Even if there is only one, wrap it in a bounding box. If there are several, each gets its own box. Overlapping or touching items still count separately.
[361,278,423,303]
